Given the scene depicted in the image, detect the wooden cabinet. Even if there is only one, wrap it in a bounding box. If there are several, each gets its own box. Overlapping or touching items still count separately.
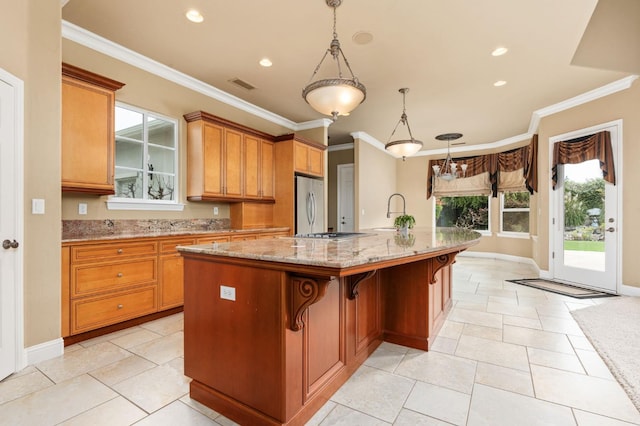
[67,240,158,335]
[62,229,288,339]
[294,140,324,177]
[159,237,196,309]
[61,63,124,194]
[244,135,275,201]
[184,111,275,202]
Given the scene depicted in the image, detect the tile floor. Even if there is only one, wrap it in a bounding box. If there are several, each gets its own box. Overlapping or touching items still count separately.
[2,256,639,425]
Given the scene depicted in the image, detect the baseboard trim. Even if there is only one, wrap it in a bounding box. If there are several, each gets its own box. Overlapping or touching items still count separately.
[620,284,640,297]
[25,338,64,365]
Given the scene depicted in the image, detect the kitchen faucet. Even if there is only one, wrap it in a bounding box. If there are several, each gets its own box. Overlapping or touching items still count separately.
[386,193,406,218]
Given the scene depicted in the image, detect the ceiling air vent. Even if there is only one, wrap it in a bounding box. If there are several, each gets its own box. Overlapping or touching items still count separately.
[229,77,256,91]
[451,142,466,146]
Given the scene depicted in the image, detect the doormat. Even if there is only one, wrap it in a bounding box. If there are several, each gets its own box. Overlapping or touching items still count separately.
[506,278,617,299]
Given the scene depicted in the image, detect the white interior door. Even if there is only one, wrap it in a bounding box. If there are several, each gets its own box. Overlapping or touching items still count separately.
[551,122,620,293]
[337,164,354,232]
[0,71,23,380]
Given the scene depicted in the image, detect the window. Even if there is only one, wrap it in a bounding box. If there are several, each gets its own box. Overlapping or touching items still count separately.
[435,195,490,232]
[109,103,182,210]
[500,191,530,234]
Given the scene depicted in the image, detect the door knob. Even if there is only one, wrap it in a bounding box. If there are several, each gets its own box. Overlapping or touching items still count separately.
[2,239,19,249]
[606,227,615,232]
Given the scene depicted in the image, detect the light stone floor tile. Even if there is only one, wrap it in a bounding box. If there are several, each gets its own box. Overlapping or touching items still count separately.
[129,331,184,364]
[393,409,453,425]
[462,323,503,341]
[527,347,585,374]
[140,312,184,336]
[404,381,471,426]
[0,374,117,426]
[429,336,458,355]
[575,348,615,380]
[573,409,640,426]
[77,326,144,348]
[467,383,577,426]
[455,334,530,371]
[318,403,391,425]
[35,341,131,383]
[89,354,156,386]
[330,365,414,423]
[502,314,543,330]
[438,320,464,340]
[447,308,503,329]
[305,400,337,426]
[568,335,596,352]
[487,295,519,305]
[536,305,575,319]
[474,362,535,397]
[395,350,477,394]
[0,369,53,404]
[180,394,222,420]
[364,344,407,373]
[213,414,241,426]
[539,315,585,336]
[503,324,575,354]
[109,328,163,349]
[450,300,488,312]
[58,396,147,425]
[487,301,539,319]
[112,363,190,413]
[135,400,218,425]
[531,365,640,424]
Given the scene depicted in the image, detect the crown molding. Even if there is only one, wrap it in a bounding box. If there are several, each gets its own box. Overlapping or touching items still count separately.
[61,20,299,131]
[350,131,389,153]
[296,118,332,131]
[528,75,638,134]
[328,143,354,152]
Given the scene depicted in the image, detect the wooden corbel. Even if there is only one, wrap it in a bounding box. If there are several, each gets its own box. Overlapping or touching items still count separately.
[348,270,377,300]
[290,276,334,331]
[430,252,458,284]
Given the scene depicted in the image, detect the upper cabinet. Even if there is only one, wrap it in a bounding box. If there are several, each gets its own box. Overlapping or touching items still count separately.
[61,63,125,194]
[184,111,274,202]
[294,141,324,177]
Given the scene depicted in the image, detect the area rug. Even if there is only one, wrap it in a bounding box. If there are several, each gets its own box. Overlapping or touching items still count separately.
[571,297,640,411]
[506,278,616,299]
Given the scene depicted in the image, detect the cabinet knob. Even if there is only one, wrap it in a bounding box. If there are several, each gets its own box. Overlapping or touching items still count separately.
[117,272,123,277]
[117,304,123,309]
[117,249,123,254]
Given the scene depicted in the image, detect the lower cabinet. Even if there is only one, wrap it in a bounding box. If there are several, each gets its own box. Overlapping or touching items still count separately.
[62,230,287,339]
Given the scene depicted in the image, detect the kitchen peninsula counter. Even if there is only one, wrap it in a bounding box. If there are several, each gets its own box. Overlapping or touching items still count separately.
[179,228,480,426]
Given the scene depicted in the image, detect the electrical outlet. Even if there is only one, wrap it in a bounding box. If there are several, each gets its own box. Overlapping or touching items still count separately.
[213,206,219,216]
[220,285,236,301]
[78,203,88,215]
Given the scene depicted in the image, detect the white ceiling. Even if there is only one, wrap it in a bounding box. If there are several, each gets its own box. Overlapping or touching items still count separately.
[62,0,637,149]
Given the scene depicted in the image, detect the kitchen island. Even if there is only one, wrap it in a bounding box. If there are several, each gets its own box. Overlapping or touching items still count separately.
[178,227,480,426]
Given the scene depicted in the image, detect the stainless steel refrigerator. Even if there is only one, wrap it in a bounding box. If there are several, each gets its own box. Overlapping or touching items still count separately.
[295,175,325,235]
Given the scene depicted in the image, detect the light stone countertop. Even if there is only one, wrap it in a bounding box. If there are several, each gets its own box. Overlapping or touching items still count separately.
[177,227,481,269]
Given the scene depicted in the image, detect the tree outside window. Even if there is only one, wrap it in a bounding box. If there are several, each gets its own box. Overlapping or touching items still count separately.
[501,191,530,233]
[436,196,489,231]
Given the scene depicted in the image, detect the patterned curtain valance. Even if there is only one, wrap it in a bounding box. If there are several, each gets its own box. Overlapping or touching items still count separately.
[426,135,538,199]
[551,131,615,190]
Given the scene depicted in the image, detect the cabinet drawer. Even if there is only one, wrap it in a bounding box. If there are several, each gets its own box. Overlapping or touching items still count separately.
[72,257,157,297]
[196,236,230,245]
[159,238,197,254]
[230,234,257,241]
[71,286,157,334]
[72,241,158,262]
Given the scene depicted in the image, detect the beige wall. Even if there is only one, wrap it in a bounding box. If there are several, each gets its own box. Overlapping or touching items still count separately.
[327,148,354,231]
[61,40,297,221]
[354,139,397,229]
[1,2,62,347]
[536,80,640,287]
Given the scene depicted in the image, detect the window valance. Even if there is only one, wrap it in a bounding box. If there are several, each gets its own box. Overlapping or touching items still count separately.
[551,131,615,189]
[427,135,538,199]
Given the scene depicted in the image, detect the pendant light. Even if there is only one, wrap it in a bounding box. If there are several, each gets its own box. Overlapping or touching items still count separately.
[384,88,423,160]
[302,0,366,121]
[432,133,467,181]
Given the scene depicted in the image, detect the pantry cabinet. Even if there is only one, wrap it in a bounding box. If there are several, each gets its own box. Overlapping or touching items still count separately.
[61,63,124,194]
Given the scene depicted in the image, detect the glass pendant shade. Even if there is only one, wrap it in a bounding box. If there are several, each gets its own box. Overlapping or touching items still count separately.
[384,88,423,160]
[433,133,467,180]
[302,78,366,118]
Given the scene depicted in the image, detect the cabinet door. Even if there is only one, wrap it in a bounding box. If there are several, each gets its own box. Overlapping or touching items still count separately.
[159,254,184,309]
[294,142,309,173]
[308,147,324,177]
[260,140,275,199]
[224,128,243,198]
[61,77,115,194]
[203,123,224,196]
[243,135,260,199]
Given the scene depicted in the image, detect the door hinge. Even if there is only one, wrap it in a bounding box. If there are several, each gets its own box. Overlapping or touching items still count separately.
[552,218,555,225]
[552,251,555,259]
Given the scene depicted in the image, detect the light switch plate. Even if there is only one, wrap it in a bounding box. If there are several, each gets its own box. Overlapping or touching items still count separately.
[78,203,88,215]
[32,199,45,215]
[220,285,236,301]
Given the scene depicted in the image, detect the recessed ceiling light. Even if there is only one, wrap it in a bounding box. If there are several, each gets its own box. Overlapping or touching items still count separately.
[186,9,204,23]
[259,58,273,67]
[494,80,507,87]
[491,47,508,56]
[352,31,374,45]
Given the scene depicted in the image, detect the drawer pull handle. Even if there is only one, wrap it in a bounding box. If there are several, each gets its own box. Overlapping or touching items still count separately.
[117,304,123,309]
[117,249,123,254]
[117,272,123,277]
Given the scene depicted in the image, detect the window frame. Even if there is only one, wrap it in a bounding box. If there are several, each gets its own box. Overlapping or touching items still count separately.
[434,194,492,236]
[107,102,184,211]
[498,191,530,238]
